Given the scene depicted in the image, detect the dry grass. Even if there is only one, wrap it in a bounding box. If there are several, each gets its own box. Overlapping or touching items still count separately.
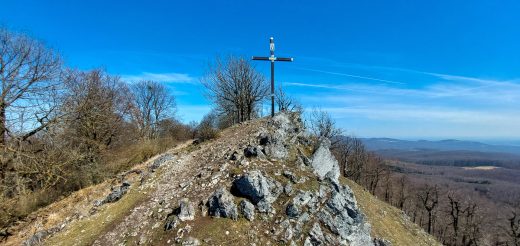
[185,217,252,245]
[341,177,441,246]
[43,186,149,246]
[2,140,192,246]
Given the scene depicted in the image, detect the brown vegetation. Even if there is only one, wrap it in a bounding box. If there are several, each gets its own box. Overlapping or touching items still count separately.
[0,28,195,232]
[334,135,520,245]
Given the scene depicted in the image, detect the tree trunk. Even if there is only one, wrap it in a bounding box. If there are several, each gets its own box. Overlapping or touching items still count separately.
[0,105,6,145]
[428,210,433,234]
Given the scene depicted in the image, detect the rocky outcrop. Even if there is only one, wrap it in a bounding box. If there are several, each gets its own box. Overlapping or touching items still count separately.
[14,112,398,246]
[262,113,303,159]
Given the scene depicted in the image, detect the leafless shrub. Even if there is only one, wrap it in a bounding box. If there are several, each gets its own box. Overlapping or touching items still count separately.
[275,85,302,113]
[308,108,343,146]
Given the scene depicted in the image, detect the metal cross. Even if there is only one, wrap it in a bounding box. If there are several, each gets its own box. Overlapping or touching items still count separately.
[252,37,293,117]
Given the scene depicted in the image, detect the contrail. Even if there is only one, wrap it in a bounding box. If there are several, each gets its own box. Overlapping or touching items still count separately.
[296,67,405,85]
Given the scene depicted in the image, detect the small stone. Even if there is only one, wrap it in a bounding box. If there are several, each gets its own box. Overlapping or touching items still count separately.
[286,203,299,218]
[244,145,258,158]
[164,214,179,231]
[229,151,239,161]
[283,171,298,183]
[177,199,195,221]
[182,237,201,246]
[373,238,392,246]
[284,183,293,195]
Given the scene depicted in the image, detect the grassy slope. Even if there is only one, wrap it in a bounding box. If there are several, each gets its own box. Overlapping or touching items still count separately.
[342,178,441,246]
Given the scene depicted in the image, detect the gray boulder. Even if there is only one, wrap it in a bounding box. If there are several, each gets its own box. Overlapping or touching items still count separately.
[232,170,281,204]
[207,188,238,220]
[310,138,340,182]
[263,113,293,159]
[239,199,255,221]
[286,203,300,218]
[100,181,130,205]
[284,183,293,196]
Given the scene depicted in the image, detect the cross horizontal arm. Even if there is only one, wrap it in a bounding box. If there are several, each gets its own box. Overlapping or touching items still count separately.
[252,56,269,60]
[276,57,294,62]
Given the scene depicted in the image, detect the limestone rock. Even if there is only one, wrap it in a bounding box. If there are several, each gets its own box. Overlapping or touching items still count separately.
[310,138,340,182]
[150,154,174,171]
[207,188,238,220]
[100,181,130,205]
[232,170,281,204]
[239,199,255,221]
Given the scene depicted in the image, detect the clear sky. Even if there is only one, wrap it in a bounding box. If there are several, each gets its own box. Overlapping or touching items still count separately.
[1,0,520,141]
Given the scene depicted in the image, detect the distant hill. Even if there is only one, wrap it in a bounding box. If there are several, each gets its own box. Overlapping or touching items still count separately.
[361,138,520,155]
[360,138,520,168]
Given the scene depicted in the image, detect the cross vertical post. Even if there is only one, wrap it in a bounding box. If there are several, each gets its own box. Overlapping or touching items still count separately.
[253,37,293,117]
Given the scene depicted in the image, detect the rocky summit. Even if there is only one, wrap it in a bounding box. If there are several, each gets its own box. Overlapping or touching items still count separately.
[3,112,439,246]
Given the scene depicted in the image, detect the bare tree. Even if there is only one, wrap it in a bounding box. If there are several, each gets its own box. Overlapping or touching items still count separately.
[202,55,268,124]
[509,208,520,246]
[275,85,302,113]
[0,28,61,145]
[131,80,176,139]
[308,108,343,146]
[364,153,386,194]
[417,184,439,234]
[62,69,132,160]
[446,192,463,245]
[395,175,409,210]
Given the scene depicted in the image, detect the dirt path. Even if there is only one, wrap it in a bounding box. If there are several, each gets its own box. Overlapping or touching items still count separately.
[1,141,193,246]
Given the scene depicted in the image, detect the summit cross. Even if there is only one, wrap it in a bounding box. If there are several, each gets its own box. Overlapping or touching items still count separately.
[252,37,294,117]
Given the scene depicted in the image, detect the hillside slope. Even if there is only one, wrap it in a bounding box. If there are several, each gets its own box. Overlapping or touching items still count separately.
[2,113,439,246]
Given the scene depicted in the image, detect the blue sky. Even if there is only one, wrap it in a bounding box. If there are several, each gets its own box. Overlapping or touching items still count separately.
[2,0,520,141]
